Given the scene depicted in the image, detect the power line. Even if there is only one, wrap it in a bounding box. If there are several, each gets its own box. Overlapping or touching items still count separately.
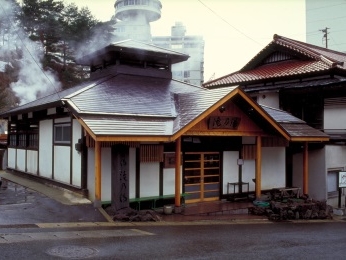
[197,0,263,47]
[306,2,346,11]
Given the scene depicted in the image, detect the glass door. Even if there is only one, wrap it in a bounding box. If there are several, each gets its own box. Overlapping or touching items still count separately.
[184,152,220,203]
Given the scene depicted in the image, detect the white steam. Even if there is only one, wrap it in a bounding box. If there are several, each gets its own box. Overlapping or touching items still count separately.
[0,0,61,106]
[11,42,61,105]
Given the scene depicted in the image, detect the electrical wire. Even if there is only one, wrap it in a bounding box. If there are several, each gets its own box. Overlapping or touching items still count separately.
[197,0,263,47]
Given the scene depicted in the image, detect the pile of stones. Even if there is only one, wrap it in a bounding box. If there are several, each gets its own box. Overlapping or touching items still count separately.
[248,198,333,221]
[104,206,162,222]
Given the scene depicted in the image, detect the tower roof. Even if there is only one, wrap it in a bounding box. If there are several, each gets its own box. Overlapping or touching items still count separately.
[76,39,190,67]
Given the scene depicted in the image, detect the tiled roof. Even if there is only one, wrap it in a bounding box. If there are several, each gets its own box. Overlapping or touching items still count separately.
[65,76,235,137]
[262,105,329,140]
[205,60,330,87]
[204,34,346,88]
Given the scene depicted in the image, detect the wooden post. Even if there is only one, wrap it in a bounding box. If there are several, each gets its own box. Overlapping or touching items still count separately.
[94,141,102,208]
[175,137,181,208]
[303,142,308,195]
[255,136,262,200]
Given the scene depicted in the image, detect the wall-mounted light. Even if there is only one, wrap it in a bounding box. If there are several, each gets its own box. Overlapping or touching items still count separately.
[237,159,244,165]
[219,105,226,113]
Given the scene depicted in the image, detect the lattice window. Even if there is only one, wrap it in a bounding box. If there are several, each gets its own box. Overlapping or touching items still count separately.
[242,145,256,160]
[140,144,164,162]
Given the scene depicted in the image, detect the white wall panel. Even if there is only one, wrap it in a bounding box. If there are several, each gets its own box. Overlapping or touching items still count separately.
[140,162,160,197]
[324,106,346,130]
[71,119,82,186]
[16,149,26,172]
[87,147,112,202]
[26,150,38,174]
[54,146,71,183]
[39,120,53,178]
[8,148,16,169]
[163,167,182,196]
[261,147,285,190]
[293,147,326,201]
[222,151,239,194]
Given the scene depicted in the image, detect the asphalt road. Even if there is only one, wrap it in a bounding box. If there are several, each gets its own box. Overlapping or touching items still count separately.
[0,222,345,259]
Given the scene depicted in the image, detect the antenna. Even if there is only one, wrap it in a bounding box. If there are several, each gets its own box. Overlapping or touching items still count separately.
[319,27,329,48]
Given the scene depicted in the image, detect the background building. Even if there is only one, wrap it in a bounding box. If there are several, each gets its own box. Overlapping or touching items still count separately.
[113,1,205,85]
[152,22,204,85]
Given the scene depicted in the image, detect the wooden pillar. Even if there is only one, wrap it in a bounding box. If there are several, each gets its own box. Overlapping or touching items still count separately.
[175,137,181,207]
[303,142,309,195]
[255,136,262,199]
[94,140,102,208]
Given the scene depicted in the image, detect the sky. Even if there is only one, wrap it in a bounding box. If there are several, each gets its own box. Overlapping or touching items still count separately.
[64,0,307,81]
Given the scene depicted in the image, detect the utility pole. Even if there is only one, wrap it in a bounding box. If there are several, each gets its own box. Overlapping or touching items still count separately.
[320,27,329,48]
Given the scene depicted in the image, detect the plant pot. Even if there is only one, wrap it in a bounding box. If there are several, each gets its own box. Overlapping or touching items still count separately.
[163,205,173,215]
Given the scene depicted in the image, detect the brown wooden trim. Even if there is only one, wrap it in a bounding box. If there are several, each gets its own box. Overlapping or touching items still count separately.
[237,90,291,140]
[171,89,239,141]
[175,137,181,207]
[290,137,329,142]
[255,136,262,199]
[303,142,308,195]
[183,131,266,136]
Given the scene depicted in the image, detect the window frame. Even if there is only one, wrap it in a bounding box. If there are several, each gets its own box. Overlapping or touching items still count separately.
[327,167,343,198]
[54,123,71,145]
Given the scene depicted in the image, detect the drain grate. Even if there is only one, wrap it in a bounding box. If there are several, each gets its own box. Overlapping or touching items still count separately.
[46,245,98,259]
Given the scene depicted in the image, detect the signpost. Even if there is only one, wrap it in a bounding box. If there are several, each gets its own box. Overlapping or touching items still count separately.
[338,172,346,208]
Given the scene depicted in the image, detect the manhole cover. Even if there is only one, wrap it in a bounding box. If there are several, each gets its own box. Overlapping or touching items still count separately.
[46,245,98,259]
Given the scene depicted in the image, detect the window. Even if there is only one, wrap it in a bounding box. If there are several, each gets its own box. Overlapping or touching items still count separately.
[184,71,190,78]
[18,134,27,148]
[328,169,341,197]
[54,124,71,144]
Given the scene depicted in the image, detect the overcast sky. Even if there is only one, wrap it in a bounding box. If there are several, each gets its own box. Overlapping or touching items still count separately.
[63,0,306,81]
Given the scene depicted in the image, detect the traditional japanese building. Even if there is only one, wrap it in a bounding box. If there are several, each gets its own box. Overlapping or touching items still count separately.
[0,39,328,210]
[204,34,345,207]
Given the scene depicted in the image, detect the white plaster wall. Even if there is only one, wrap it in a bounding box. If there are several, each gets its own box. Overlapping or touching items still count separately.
[243,160,255,191]
[163,167,182,196]
[87,148,95,201]
[256,92,279,109]
[324,106,346,129]
[87,147,112,202]
[27,150,38,174]
[54,146,71,183]
[140,162,160,197]
[39,120,53,178]
[325,145,346,169]
[222,151,239,194]
[16,149,26,172]
[261,147,285,190]
[293,147,326,201]
[71,120,82,186]
[7,148,16,169]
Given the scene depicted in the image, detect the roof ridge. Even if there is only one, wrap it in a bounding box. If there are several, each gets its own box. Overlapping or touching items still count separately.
[274,34,345,66]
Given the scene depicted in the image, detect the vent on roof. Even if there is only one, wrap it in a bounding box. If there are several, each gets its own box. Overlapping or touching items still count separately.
[263,52,294,64]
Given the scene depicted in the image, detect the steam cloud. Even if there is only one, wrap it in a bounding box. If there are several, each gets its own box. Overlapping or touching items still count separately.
[0,0,61,106]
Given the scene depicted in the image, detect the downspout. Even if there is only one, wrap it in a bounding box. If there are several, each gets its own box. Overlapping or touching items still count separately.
[175,137,182,210]
[303,142,309,195]
[255,136,262,199]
